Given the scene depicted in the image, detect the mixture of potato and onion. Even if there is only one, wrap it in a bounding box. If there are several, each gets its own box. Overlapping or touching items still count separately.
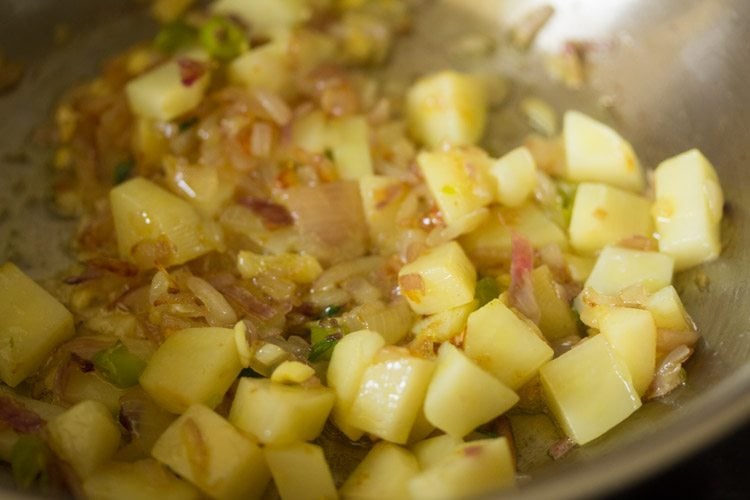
[0,0,723,498]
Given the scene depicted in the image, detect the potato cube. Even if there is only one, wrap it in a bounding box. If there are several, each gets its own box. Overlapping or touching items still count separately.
[359,176,409,254]
[540,335,641,444]
[83,459,200,500]
[328,115,374,179]
[460,205,567,264]
[126,58,210,121]
[228,42,290,96]
[417,147,494,234]
[563,111,643,191]
[270,360,315,385]
[0,262,74,387]
[411,434,463,470]
[228,378,334,445]
[489,147,537,207]
[110,177,220,269]
[339,442,419,500]
[411,300,476,344]
[653,149,724,270]
[424,343,518,437]
[564,252,596,282]
[291,108,328,154]
[327,329,386,440]
[464,299,553,390]
[646,285,692,331]
[47,400,121,478]
[584,246,674,296]
[212,0,311,39]
[140,327,242,413]
[349,347,436,444]
[598,307,656,396]
[398,241,476,315]
[264,443,337,500]
[531,265,579,341]
[408,438,515,499]
[151,404,269,500]
[237,251,323,284]
[568,183,653,254]
[406,70,487,147]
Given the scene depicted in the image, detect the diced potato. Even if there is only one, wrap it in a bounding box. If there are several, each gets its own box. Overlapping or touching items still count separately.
[411,300,476,343]
[464,299,554,390]
[212,0,311,39]
[83,459,200,500]
[424,343,518,438]
[563,111,643,191]
[416,147,494,234]
[327,329,386,440]
[460,205,567,264]
[139,327,242,413]
[292,108,329,154]
[237,250,323,283]
[598,307,656,396]
[408,438,515,499]
[162,160,234,216]
[348,347,436,444]
[540,335,641,444]
[110,178,220,269]
[653,149,723,270]
[411,434,463,470]
[151,404,269,500]
[489,147,537,207]
[63,367,126,413]
[125,57,210,121]
[228,42,291,96]
[359,175,409,254]
[568,183,653,254]
[531,265,579,341]
[264,442,337,500]
[406,71,488,147]
[646,285,692,331]
[228,377,334,445]
[398,241,476,315]
[47,400,121,479]
[584,246,674,296]
[339,442,420,500]
[0,262,74,387]
[328,115,374,179]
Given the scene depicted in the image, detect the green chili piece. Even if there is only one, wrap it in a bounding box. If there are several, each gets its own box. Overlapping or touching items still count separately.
[154,21,197,53]
[475,276,500,307]
[309,334,342,362]
[113,159,134,185]
[93,342,147,388]
[199,17,248,61]
[11,435,49,490]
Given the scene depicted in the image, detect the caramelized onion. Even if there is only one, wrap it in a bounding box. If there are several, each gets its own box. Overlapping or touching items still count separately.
[285,180,368,265]
[509,233,540,324]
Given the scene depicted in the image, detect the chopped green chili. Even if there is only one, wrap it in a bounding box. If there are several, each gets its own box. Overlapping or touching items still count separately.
[199,17,248,61]
[309,333,342,362]
[11,435,49,490]
[154,21,197,53]
[475,276,500,307]
[113,159,134,185]
[93,342,147,388]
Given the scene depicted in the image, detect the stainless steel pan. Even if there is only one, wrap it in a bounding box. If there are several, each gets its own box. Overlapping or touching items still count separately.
[1,0,748,498]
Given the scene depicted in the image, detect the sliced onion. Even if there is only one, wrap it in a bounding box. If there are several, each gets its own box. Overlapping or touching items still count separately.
[284,180,368,265]
[253,89,292,126]
[645,344,693,400]
[509,232,540,324]
[186,275,238,327]
[313,256,383,292]
[250,121,274,158]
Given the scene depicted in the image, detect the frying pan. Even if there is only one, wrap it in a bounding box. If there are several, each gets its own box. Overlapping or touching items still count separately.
[1,0,748,498]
